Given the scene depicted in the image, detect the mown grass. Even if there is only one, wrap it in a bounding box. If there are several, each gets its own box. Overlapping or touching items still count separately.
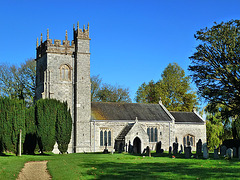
[0,152,240,179]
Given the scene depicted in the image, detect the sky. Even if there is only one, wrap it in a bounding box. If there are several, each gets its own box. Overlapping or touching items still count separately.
[0,0,240,105]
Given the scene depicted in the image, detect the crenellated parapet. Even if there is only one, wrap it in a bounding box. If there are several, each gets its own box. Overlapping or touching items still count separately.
[73,22,90,40]
[36,29,75,58]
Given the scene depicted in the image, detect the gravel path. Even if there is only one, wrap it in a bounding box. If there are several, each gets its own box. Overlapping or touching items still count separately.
[17,161,52,180]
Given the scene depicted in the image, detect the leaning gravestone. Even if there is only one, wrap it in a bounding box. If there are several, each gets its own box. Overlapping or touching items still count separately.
[233,147,237,158]
[203,143,209,159]
[220,145,227,156]
[214,146,219,159]
[173,142,178,154]
[226,148,233,159]
[146,146,151,157]
[185,146,191,159]
[196,139,202,156]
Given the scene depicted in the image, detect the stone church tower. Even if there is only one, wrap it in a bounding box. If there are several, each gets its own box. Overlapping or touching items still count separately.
[35,22,91,153]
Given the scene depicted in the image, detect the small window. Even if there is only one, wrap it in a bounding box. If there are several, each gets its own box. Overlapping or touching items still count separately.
[183,135,195,147]
[60,64,71,81]
[100,131,103,146]
[108,131,111,146]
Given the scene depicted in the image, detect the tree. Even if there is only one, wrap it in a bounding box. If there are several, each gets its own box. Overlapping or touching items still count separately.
[0,97,26,154]
[136,63,198,111]
[55,101,72,154]
[0,59,36,106]
[91,75,132,103]
[36,99,57,153]
[189,20,240,117]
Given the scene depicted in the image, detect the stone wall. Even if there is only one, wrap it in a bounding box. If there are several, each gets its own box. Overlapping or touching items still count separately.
[174,122,206,151]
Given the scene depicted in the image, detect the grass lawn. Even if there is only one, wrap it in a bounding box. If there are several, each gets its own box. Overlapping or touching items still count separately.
[0,152,240,179]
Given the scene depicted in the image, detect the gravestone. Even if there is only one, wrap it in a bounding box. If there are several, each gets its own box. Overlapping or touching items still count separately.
[169,146,172,155]
[179,144,183,154]
[233,147,237,158]
[125,143,128,152]
[146,146,151,157]
[156,141,162,153]
[214,146,219,159]
[173,142,178,154]
[238,147,240,160]
[196,139,202,155]
[220,145,227,156]
[128,141,133,153]
[226,148,233,159]
[203,143,209,159]
[103,143,109,154]
[185,147,191,159]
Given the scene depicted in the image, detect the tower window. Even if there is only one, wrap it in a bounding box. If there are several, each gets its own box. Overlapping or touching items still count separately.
[60,64,71,81]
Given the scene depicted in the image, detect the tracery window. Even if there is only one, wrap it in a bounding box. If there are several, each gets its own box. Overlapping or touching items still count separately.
[100,129,112,146]
[147,127,158,142]
[60,64,71,81]
[183,134,195,146]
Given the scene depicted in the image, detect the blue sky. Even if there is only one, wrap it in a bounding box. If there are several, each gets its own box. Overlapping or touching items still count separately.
[0,0,240,105]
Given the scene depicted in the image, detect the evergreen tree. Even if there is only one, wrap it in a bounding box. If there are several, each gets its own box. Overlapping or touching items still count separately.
[56,101,72,154]
[36,99,57,153]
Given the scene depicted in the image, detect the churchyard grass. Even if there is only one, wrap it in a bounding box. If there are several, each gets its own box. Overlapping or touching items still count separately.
[1,152,240,179]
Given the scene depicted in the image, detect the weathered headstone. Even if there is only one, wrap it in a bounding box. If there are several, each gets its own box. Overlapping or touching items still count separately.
[196,139,202,155]
[173,142,178,154]
[220,145,227,156]
[185,147,191,159]
[125,143,128,152]
[203,143,209,159]
[233,147,237,158]
[146,146,151,157]
[128,141,133,153]
[156,141,162,153]
[214,146,219,159]
[169,146,172,155]
[226,148,233,159]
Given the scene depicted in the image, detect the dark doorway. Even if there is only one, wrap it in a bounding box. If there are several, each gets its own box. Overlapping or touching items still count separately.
[133,137,141,154]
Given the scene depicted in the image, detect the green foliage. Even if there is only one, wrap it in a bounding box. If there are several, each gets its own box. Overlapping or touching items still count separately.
[55,102,72,154]
[36,99,57,152]
[91,75,131,103]
[0,59,36,106]
[0,97,26,154]
[35,99,72,153]
[189,20,240,117]
[23,106,37,154]
[136,63,198,111]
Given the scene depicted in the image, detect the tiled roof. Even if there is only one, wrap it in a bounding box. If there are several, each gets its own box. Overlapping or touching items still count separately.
[91,102,172,121]
[170,111,205,123]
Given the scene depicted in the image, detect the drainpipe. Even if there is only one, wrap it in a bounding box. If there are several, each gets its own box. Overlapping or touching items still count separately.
[169,121,171,148]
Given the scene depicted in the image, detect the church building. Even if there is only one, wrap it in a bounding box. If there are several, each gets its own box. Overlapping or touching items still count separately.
[35,22,206,153]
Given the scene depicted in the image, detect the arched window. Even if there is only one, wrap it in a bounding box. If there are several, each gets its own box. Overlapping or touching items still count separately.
[183,135,195,147]
[147,127,158,142]
[60,64,71,81]
[104,131,107,146]
[155,128,158,142]
[147,128,150,141]
[108,131,111,146]
[100,129,112,147]
[100,131,103,146]
[150,128,154,142]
